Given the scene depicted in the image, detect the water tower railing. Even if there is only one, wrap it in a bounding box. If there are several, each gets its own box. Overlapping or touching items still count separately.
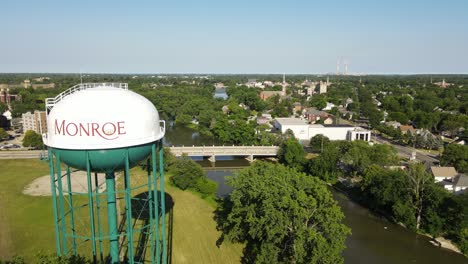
[45,83,128,112]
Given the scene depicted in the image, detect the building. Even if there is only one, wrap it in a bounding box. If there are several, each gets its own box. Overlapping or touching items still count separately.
[0,88,21,104]
[274,118,370,142]
[453,174,468,194]
[385,121,402,129]
[303,107,329,123]
[323,116,334,125]
[259,91,284,100]
[292,102,302,113]
[319,81,328,94]
[430,166,458,182]
[214,82,225,89]
[399,125,417,135]
[32,83,56,89]
[21,110,47,134]
[322,102,335,111]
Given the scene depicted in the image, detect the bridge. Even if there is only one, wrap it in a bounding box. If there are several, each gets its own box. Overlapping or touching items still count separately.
[169,145,279,162]
[0,146,280,162]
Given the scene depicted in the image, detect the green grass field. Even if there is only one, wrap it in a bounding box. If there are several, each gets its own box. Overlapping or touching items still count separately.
[0,159,243,263]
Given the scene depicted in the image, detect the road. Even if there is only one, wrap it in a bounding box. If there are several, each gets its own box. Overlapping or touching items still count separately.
[0,150,44,159]
[372,134,439,165]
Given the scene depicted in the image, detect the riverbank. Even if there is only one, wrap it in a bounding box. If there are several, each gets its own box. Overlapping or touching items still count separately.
[333,180,465,256]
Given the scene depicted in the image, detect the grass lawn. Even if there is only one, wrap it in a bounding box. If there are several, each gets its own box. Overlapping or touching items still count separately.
[126,168,243,264]
[0,159,53,260]
[0,159,243,263]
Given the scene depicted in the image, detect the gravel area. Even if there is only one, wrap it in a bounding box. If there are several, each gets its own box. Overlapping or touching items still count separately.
[23,171,107,196]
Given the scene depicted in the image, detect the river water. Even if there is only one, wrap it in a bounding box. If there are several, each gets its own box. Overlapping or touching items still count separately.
[168,125,467,263]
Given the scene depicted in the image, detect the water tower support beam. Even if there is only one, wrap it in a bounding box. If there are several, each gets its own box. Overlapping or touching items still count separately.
[86,153,98,262]
[48,148,61,255]
[146,158,156,264]
[55,152,68,255]
[152,144,160,263]
[65,166,77,255]
[105,171,119,264]
[94,172,104,262]
[159,142,167,264]
[124,153,135,263]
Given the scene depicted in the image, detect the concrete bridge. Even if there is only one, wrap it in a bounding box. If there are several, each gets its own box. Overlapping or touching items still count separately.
[169,145,279,162]
[0,145,280,162]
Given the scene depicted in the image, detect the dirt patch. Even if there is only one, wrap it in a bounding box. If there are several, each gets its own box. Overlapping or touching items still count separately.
[23,171,107,196]
[434,237,462,254]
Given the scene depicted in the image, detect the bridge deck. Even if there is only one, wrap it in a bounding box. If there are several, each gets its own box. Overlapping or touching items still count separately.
[169,145,279,157]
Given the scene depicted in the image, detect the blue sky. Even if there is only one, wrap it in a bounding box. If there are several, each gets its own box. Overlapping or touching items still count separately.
[1,0,467,74]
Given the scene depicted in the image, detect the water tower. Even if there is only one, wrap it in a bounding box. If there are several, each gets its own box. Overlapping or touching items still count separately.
[43,83,167,263]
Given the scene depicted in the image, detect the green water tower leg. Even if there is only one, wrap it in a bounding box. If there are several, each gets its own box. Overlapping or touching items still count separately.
[106,172,119,263]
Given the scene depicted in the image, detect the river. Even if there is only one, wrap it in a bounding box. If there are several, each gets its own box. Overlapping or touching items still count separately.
[167,125,467,263]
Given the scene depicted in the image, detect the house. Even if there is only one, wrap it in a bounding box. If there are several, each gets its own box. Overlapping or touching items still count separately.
[322,102,335,111]
[292,102,302,113]
[303,107,329,123]
[221,105,229,114]
[261,113,272,120]
[453,174,468,194]
[345,98,353,107]
[431,166,458,182]
[323,116,334,125]
[399,125,416,135]
[214,82,225,89]
[257,117,270,125]
[385,121,401,130]
[337,107,353,120]
[259,91,283,100]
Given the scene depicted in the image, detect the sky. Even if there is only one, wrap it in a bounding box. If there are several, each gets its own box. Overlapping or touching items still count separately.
[1,0,467,74]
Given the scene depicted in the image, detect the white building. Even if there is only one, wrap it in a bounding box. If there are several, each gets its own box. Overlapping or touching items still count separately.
[21,110,47,134]
[319,81,328,94]
[274,118,370,142]
[22,112,36,132]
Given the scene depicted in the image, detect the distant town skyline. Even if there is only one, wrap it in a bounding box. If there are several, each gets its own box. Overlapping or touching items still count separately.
[1,0,467,74]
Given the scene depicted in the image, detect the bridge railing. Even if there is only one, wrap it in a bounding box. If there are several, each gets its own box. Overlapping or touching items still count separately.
[169,145,279,156]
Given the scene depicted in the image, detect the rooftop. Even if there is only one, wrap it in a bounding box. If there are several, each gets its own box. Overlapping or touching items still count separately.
[275,118,307,126]
[454,174,468,187]
[430,166,458,178]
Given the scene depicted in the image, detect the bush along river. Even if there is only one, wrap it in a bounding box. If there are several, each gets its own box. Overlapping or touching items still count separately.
[167,125,467,264]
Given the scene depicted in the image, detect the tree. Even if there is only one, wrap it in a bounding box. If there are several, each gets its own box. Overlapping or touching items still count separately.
[22,130,43,149]
[0,102,7,113]
[441,144,468,173]
[309,134,330,153]
[0,128,8,141]
[169,156,205,190]
[216,162,350,264]
[278,137,306,171]
[405,164,433,230]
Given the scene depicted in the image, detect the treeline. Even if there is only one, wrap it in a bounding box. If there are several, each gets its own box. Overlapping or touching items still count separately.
[358,164,468,253]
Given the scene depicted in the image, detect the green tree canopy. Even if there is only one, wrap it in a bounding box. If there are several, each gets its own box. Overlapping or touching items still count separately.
[309,134,330,153]
[22,130,43,149]
[216,162,350,264]
[441,144,468,173]
[278,137,306,171]
[169,156,205,190]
